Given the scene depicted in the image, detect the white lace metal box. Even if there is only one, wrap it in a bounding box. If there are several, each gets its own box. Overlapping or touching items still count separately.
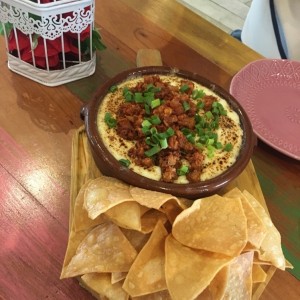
[0,0,96,86]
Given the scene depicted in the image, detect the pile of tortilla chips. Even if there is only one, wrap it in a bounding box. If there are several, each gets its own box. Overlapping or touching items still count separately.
[61,175,291,300]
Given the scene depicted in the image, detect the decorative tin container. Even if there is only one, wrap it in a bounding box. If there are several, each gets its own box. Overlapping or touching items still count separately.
[0,0,96,86]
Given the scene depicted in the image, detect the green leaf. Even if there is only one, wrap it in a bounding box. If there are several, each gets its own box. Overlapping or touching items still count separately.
[0,22,13,36]
[92,28,106,51]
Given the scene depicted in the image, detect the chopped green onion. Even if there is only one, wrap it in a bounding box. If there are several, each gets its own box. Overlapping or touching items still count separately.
[180,84,190,93]
[181,127,191,136]
[195,143,205,150]
[160,138,168,149]
[123,88,133,102]
[151,98,161,109]
[119,159,130,167]
[177,165,189,176]
[192,89,199,99]
[145,136,156,146]
[151,134,160,144]
[205,111,213,119]
[145,104,151,115]
[197,101,205,111]
[134,92,144,103]
[182,101,190,112]
[142,126,151,135]
[212,101,227,116]
[166,127,175,137]
[150,127,158,135]
[206,138,215,146]
[220,108,227,116]
[192,89,206,99]
[144,92,155,105]
[199,135,208,144]
[104,112,117,128]
[195,125,205,136]
[109,85,118,92]
[209,116,219,129]
[224,143,233,152]
[208,132,218,141]
[186,133,195,144]
[145,145,161,157]
[146,84,161,93]
[207,145,215,158]
[150,115,161,125]
[215,142,223,149]
[142,119,152,128]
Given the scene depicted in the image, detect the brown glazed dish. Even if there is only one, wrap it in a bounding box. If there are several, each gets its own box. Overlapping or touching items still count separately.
[81,66,255,199]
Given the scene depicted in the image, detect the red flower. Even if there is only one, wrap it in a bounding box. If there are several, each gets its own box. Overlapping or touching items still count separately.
[8,29,86,69]
[7,4,94,69]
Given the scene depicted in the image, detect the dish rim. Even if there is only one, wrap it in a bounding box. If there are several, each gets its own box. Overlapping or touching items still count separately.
[82,66,255,199]
[230,58,300,160]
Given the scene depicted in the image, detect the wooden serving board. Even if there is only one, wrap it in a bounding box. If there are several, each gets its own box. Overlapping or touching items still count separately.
[70,126,276,300]
[69,50,276,299]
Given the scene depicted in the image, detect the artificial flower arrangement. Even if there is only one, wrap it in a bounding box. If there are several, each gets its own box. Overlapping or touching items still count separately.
[0,0,105,85]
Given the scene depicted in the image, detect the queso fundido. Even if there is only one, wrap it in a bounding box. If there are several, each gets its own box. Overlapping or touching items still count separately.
[97,74,243,183]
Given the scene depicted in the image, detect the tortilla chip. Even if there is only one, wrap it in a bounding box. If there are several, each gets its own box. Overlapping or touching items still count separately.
[165,235,233,300]
[80,273,128,300]
[252,264,267,283]
[61,222,137,278]
[120,228,151,252]
[243,190,286,270]
[73,180,107,232]
[194,287,213,299]
[160,200,184,224]
[213,251,254,300]
[225,188,267,249]
[208,267,229,300]
[132,289,172,299]
[105,201,141,230]
[129,187,186,210]
[123,221,168,297]
[111,271,127,284]
[60,228,90,278]
[172,194,247,257]
[84,176,133,220]
[141,209,168,233]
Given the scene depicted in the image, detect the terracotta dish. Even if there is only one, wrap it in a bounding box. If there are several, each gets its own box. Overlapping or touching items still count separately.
[81,66,255,199]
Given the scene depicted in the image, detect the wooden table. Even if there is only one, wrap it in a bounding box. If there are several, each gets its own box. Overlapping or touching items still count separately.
[0,0,299,299]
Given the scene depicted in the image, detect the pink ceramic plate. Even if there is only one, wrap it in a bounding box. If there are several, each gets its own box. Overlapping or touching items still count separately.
[230,59,300,160]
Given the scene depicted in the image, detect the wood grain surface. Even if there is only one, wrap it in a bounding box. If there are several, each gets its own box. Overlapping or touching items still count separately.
[0,0,299,299]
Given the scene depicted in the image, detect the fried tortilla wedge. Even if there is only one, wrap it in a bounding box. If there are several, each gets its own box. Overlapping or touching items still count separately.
[80,273,128,300]
[210,251,254,300]
[225,188,267,249]
[165,235,233,300]
[172,194,247,257]
[123,221,168,297]
[243,190,286,270]
[84,176,133,220]
[61,222,137,278]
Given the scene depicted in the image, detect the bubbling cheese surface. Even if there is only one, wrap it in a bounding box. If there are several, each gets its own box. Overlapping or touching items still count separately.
[97,74,243,183]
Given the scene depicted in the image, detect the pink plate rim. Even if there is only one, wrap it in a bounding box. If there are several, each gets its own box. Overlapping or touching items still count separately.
[230,59,300,160]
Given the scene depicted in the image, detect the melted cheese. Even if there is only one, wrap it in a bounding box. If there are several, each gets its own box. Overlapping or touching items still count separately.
[97,75,243,183]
